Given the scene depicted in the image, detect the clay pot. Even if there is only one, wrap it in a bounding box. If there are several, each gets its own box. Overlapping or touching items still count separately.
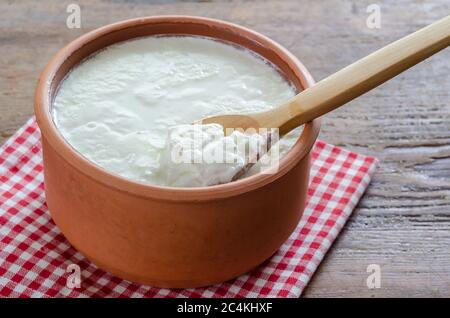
[34,16,320,288]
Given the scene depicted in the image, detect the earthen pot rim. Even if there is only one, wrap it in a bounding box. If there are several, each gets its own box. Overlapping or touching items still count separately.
[34,15,321,202]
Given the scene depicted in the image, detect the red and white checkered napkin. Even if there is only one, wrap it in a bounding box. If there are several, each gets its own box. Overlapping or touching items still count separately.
[0,117,377,298]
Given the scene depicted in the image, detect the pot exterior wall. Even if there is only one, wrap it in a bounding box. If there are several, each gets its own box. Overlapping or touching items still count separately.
[42,136,311,288]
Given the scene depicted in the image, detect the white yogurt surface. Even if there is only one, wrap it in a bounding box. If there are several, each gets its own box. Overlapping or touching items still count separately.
[53,36,299,187]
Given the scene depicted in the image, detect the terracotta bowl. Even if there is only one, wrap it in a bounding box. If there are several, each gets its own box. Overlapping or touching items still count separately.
[34,16,321,288]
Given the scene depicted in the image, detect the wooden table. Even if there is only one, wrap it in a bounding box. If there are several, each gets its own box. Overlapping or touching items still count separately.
[1,0,449,297]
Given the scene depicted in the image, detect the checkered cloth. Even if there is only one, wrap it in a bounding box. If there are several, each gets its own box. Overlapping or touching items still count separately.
[0,117,377,298]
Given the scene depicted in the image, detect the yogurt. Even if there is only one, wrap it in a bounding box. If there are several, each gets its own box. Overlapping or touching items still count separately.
[162,123,270,187]
[53,36,299,187]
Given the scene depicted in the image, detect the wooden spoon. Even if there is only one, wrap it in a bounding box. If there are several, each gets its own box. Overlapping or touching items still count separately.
[200,15,450,137]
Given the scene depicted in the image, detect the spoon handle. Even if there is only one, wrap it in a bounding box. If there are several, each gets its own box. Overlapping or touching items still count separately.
[260,15,450,136]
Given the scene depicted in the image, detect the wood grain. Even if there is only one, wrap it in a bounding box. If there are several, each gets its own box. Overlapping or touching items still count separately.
[0,0,449,297]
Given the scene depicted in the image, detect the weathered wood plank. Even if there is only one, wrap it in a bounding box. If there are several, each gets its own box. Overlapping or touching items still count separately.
[1,0,449,297]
